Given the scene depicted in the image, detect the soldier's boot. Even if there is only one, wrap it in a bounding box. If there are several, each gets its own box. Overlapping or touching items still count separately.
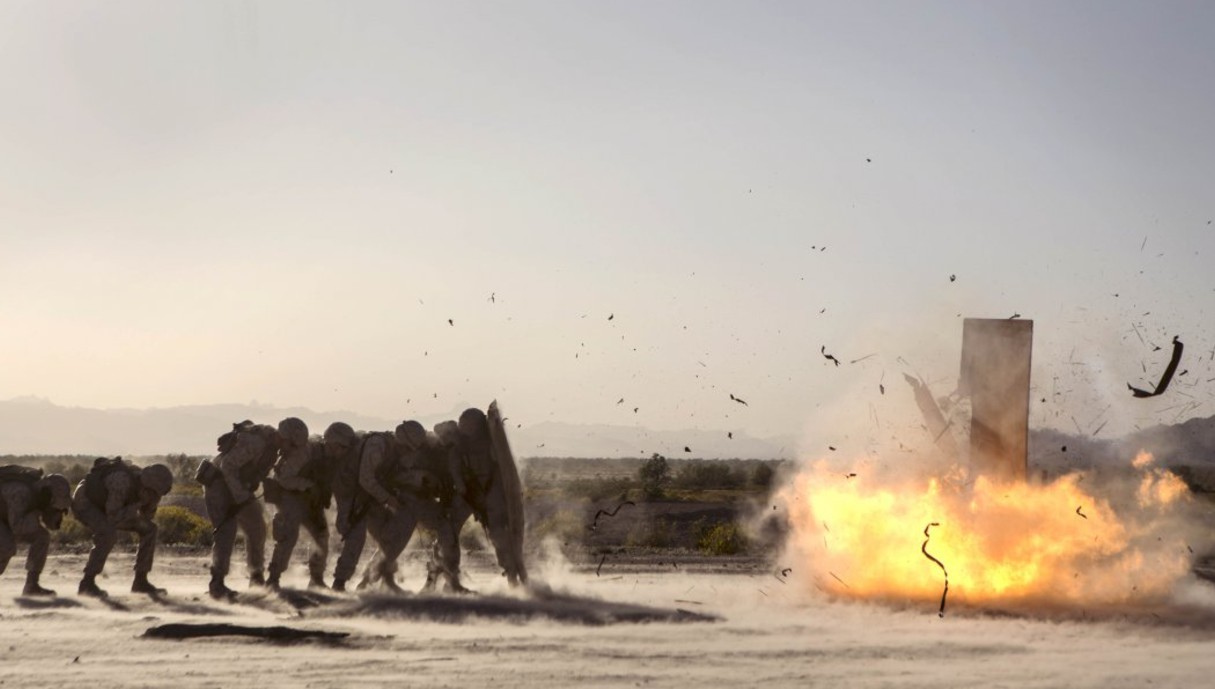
[249,571,266,588]
[307,573,328,590]
[208,569,236,601]
[22,572,56,597]
[131,572,166,596]
[265,573,281,591]
[78,574,108,598]
[331,578,347,593]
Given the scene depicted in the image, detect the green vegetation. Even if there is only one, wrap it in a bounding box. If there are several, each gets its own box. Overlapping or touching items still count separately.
[695,519,749,555]
[638,454,670,500]
[155,506,213,547]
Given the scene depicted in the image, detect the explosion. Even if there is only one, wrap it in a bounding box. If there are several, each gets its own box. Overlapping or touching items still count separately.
[780,451,1198,610]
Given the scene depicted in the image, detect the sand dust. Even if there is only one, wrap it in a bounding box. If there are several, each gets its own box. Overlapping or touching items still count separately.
[2,551,1214,688]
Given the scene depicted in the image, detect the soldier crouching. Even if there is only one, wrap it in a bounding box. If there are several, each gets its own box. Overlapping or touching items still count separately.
[0,466,71,596]
[72,459,174,597]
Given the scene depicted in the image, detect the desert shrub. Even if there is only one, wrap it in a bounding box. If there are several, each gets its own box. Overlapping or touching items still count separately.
[638,454,670,500]
[52,513,90,545]
[625,518,673,548]
[155,505,213,547]
[751,462,775,490]
[673,461,747,491]
[696,519,748,556]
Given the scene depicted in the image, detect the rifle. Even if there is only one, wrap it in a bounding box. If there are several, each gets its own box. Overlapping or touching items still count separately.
[340,493,372,541]
[211,491,262,535]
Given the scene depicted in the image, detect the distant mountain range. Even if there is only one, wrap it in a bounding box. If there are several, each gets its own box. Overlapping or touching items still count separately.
[6,396,1214,465]
[0,397,796,459]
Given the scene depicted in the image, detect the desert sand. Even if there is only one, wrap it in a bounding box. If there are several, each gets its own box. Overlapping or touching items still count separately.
[2,548,1215,688]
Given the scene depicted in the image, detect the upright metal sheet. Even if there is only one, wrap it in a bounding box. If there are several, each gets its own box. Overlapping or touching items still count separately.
[960,318,1033,483]
[487,400,528,584]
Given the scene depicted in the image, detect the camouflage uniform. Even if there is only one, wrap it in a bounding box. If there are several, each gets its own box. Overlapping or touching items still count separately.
[357,430,411,591]
[267,418,330,588]
[205,424,276,597]
[360,422,463,592]
[0,471,70,595]
[324,422,366,591]
[72,461,173,596]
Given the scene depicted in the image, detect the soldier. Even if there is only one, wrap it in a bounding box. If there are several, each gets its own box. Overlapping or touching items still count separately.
[198,421,279,600]
[350,421,452,592]
[359,420,464,592]
[323,421,366,592]
[72,459,174,597]
[0,466,71,596]
[447,407,526,586]
[266,417,331,590]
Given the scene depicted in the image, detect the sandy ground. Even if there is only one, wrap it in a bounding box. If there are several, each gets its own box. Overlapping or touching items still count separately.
[3,550,1215,688]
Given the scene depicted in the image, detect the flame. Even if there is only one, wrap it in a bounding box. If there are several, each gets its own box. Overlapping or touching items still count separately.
[780,451,1195,608]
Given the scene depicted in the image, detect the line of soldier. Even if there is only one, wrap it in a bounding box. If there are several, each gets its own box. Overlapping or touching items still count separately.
[0,405,525,600]
[0,458,173,597]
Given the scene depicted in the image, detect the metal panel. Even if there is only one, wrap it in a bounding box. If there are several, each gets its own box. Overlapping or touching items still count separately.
[960,318,1033,482]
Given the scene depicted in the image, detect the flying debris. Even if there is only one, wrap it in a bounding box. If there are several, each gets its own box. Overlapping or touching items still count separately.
[727,432,733,439]
[1076,506,1088,519]
[683,446,691,453]
[633,407,638,413]
[879,384,885,395]
[1129,336,1184,398]
[617,398,624,405]
[1008,313,1021,319]
[729,393,749,406]
[920,523,949,617]
[949,274,956,282]
[828,446,836,452]
[849,354,876,364]
[447,319,454,326]
[589,501,636,531]
[488,292,496,303]
[821,346,841,367]
[608,313,614,321]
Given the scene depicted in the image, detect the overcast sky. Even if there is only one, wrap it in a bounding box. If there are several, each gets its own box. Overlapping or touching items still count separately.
[2,2,1213,448]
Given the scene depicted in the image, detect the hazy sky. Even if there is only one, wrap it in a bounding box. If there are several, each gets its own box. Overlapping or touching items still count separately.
[2,2,1213,447]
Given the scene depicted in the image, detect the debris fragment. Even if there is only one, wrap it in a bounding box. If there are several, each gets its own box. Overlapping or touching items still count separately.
[821,346,840,367]
[447,319,454,326]
[683,446,691,453]
[589,501,635,531]
[596,554,607,576]
[828,446,836,451]
[729,393,748,406]
[849,353,876,364]
[920,522,949,618]
[1076,506,1088,519]
[1129,336,1184,398]
[949,274,956,282]
[608,313,614,321]
[828,572,850,588]
[727,432,733,439]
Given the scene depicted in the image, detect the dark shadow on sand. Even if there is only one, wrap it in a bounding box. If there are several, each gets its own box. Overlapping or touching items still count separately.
[313,586,720,626]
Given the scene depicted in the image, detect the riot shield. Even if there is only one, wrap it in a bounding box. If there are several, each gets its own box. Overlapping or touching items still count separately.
[487,400,528,585]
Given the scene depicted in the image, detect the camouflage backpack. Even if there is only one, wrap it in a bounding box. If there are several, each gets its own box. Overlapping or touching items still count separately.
[0,464,44,485]
[82,457,141,509]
